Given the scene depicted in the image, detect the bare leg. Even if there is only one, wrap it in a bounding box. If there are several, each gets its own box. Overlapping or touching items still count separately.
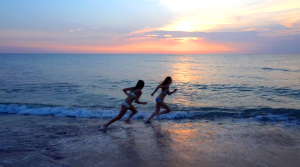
[125,105,137,123]
[158,102,171,115]
[102,106,127,132]
[146,103,161,123]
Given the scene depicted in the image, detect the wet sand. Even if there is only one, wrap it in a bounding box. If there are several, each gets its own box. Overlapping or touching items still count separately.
[0,113,300,167]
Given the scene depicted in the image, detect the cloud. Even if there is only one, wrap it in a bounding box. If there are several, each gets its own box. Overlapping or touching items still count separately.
[125,29,300,53]
[127,30,263,42]
[151,0,300,34]
[1,0,300,54]
[259,29,300,37]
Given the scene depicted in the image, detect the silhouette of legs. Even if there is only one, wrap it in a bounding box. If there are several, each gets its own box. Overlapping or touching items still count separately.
[158,102,171,115]
[146,103,163,123]
[125,105,137,123]
[102,106,128,132]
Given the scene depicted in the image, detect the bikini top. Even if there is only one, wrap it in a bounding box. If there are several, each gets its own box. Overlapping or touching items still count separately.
[129,91,137,98]
[162,90,169,95]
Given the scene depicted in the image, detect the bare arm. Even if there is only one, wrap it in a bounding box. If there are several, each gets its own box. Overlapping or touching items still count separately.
[151,84,169,96]
[168,89,178,95]
[151,86,160,96]
[135,91,147,105]
[123,87,132,96]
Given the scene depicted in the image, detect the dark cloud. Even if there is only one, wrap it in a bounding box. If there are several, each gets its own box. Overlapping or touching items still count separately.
[251,37,300,54]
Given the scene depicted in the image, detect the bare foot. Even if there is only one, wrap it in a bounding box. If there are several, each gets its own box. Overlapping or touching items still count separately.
[99,124,107,132]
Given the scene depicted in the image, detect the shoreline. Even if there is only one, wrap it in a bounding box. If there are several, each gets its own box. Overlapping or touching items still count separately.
[1,114,300,167]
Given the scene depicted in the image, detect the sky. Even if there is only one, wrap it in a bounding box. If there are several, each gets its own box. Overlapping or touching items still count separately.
[0,0,300,54]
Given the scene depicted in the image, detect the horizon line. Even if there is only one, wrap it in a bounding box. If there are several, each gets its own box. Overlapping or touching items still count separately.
[1,53,299,55]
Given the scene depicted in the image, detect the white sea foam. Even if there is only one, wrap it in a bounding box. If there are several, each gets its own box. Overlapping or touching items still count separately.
[0,104,199,120]
[0,104,299,123]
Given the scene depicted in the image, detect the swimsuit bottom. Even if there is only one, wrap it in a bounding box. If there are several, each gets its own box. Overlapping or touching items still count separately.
[156,98,163,102]
[122,100,131,108]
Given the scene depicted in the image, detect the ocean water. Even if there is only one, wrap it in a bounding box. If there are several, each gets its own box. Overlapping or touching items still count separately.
[1,54,300,167]
[0,54,300,122]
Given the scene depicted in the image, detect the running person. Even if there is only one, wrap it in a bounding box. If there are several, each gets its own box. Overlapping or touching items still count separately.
[100,80,147,132]
[146,76,177,123]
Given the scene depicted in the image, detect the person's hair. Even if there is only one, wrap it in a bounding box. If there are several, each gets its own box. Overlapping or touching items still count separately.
[132,80,144,91]
[161,76,172,86]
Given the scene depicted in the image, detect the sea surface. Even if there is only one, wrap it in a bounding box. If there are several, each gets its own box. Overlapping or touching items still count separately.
[1,54,300,167]
[0,54,300,122]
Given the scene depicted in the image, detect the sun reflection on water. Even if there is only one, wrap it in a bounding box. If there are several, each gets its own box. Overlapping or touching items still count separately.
[167,55,209,107]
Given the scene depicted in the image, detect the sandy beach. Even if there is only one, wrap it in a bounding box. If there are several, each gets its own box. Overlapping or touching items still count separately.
[1,113,299,167]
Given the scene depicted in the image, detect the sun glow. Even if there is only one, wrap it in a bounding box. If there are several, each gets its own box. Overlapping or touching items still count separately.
[154,0,300,33]
[174,20,193,31]
[157,15,231,32]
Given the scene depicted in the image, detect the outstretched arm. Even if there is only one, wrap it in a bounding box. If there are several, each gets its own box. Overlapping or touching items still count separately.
[123,87,132,96]
[135,91,147,105]
[168,89,177,95]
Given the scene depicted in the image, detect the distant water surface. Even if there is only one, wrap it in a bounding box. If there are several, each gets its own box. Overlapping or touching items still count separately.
[0,54,299,121]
